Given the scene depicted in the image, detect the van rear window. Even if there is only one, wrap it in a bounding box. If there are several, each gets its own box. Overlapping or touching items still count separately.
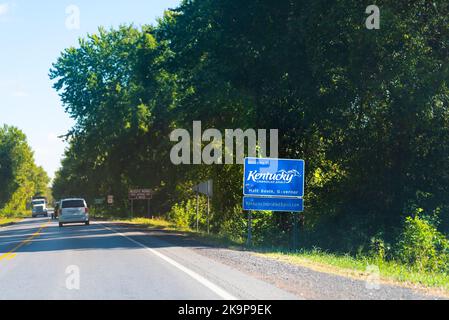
[62,200,85,208]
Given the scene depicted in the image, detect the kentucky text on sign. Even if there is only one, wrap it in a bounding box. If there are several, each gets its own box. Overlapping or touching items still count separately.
[244,158,305,198]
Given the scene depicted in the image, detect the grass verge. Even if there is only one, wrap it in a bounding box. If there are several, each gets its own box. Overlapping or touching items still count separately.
[261,250,449,295]
[114,217,186,232]
[0,217,22,227]
[0,211,30,228]
[112,217,244,248]
[112,217,449,296]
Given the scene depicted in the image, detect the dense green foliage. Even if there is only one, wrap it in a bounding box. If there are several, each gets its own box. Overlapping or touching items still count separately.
[0,125,49,216]
[397,213,449,272]
[50,0,449,261]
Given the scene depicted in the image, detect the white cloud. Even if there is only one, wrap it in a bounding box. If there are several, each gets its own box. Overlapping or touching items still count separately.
[0,3,9,16]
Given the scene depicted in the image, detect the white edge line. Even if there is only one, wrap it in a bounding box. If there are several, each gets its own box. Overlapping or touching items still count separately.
[99,223,237,300]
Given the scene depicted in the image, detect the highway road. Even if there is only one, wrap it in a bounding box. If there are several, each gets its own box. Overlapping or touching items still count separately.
[0,218,298,300]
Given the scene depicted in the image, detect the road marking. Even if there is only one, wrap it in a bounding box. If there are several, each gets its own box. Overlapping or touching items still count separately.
[101,224,237,300]
[0,221,49,262]
[5,253,17,260]
[0,252,16,261]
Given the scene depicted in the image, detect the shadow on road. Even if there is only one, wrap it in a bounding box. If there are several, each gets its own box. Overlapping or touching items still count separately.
[0,218,212,255]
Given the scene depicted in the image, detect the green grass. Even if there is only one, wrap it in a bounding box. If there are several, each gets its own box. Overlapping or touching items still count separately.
[0,217,21,227]
[113,217,449,295]
[262,249,449,293]
[115,217,183,231]
[0,211,31,227]
[113,217,244,248]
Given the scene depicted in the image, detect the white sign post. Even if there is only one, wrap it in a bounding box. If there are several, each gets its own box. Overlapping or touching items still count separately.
[192,180,213,233]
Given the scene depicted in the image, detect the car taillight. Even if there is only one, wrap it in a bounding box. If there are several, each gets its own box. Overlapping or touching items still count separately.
[85,207,89,213]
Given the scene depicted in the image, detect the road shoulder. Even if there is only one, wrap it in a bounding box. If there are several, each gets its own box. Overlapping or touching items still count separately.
[106,220,447,300]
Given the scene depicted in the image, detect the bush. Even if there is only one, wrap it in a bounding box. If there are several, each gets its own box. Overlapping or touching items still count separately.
[168,197,207,230]
[218,206,246,244]
[0,208,28,218]
[253,211,291,247]
[397,214,449,272]
[369,235,390,262]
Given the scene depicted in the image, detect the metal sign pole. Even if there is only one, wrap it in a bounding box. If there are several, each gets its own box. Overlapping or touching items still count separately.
[292,212,298,250]
[131,199,134,219]
[247,211,253,247]
[148,198,151,219]
[196,192,199,232]
[207,195,210,234]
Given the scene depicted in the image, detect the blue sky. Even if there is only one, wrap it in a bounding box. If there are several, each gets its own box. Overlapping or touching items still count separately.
[0,0,181,180]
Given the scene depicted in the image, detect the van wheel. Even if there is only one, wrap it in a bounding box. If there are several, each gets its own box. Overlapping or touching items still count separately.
[59,223,63,228]
[85,221,90,226]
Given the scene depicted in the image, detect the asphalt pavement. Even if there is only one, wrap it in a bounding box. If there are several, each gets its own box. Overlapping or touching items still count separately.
[0,218,298,300]
[1,218,445,300]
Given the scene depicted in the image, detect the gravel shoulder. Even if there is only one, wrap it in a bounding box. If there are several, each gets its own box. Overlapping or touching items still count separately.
[111,222,447,300]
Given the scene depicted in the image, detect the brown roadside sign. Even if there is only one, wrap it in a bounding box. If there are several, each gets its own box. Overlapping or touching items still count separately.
[129,189,153,200]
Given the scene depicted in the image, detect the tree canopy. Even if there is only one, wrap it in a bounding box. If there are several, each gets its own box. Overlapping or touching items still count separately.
[50,0,449,252]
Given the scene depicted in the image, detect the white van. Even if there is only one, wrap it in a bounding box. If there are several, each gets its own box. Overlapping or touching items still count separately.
[59,198,90,227]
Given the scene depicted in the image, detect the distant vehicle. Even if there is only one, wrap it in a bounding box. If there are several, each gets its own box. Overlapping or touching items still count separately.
[59,198,90,227]
[47,207,55,218]
[31,197,48,218]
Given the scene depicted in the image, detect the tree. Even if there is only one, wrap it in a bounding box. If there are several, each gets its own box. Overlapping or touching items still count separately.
[50,0,449,251]
[0,125,49,215]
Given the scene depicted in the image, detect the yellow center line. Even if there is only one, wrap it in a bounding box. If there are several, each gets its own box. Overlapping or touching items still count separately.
[0,222,50,262]
[5,253,17,260]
